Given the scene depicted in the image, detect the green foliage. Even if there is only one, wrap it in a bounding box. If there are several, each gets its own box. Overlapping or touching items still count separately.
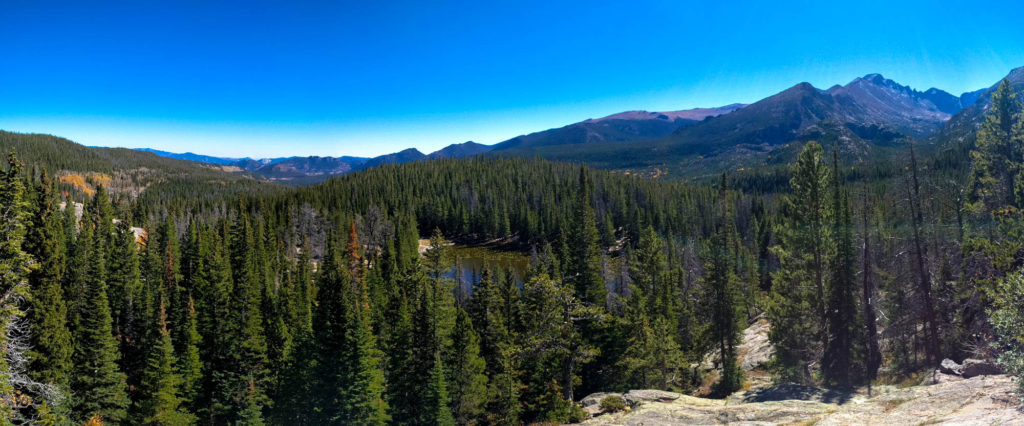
[991,268,1024,401]
[448,308,488,424]
[768,142,830,384]
[599,395,626,413]
[0,153,36,422]
[703,174,745,396]
[24,171,73,394]
[822,152,862,387]
[69,194,130,423]
[7,111,1024,424]
[969,79,1023,210]
[133,302,196,425]
[568,166,608,306]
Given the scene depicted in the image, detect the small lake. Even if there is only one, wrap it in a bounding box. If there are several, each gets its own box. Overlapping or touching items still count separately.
[444,245,529,296]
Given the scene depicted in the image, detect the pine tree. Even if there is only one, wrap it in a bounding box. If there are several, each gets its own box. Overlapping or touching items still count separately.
[70,203,130,423]
[196,224,238,423]
[227,212,269,424]
[703,173,744,395]
[24,171,73,394]
[341,223,389,423]
[568,166,607,306]
[176,222,204,408]
[969,79,1022,210]
[449,308,488,424]
[467,269,521,424]
[383,287,418,424]
[520,274,602,405]
[859,191,882,387]
[0,153,45,421]
[107,218,149,406]
[134,300,196,425]
[768,142,830,384]
[313,229,389,424]
[991,268,1024,401]
[177,297,202,407]
[822,151,861,387]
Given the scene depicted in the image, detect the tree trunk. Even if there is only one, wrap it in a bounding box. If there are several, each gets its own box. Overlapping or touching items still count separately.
[860,190,881,387]
[908,144,940,366]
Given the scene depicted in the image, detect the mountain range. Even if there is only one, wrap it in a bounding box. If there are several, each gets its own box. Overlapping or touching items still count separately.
[129,66,1024,183]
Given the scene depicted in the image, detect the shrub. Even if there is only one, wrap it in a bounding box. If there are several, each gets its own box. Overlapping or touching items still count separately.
[599,395,626,413]
[991,269,1024,402]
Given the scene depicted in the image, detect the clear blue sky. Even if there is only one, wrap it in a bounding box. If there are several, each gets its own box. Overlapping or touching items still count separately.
[2,0,1023,158]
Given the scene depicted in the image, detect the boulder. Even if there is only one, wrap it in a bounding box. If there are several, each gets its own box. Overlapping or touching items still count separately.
[961,358,1002,378]
[623,389,682,405]
[739,317,773,371]
[579,392,622,408]
[922,369,965,385]
[939,358,963,375]
[579,392,623,417]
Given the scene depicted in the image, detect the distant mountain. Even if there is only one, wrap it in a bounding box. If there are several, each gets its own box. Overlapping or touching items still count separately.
[932,66,1024,145]
[658,73,977,153]
[489,73,992,179]
[253,156,369,181]
[959,88,986,109]
[134,148,243,165]
[825,73,964,137]
[427,141,492,159]
[133,148,298,170]
[585,104,746,123]
[361,148,426,170]
[489,104,744,151]
[127,69,1007,183]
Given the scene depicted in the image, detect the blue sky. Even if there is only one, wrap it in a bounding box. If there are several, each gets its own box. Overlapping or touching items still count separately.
[2,0,1023,158]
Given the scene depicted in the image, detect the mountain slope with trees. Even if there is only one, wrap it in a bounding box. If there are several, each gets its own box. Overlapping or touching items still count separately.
[0,70,1023,425]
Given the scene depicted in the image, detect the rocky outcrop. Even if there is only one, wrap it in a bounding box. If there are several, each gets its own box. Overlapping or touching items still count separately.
[963,359,1003,378]
[937,358,1003,379]
[701,317,773,372]
[578,375,1023,425]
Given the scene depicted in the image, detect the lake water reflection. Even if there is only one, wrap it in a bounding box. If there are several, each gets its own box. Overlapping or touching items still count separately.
[444,245,529,297]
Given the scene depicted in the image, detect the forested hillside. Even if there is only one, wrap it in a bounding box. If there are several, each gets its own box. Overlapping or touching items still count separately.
[0,82,1021,425]
[0,131,283,211]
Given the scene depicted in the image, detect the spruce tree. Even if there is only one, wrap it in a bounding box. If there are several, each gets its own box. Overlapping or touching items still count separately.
[70,206,130,423]
[410,266,455,426]
[313,230,389,424]
[0,153,43,421]
[25,171,73,394]
[134,300,196,425]
[969,79,1022,210]
[822,151,860,387]
[467,269,521,424]
[568,166,607,305]
[520,274,601,405]
[107,219,149,404]
[227,212,269,424]
[703,173,744,395]
[449,307,488,424]
[383,287,418,424]
[768,142,830,384]
[196,225,237,423]
[991,269,1024,400]
[177,297,202,407]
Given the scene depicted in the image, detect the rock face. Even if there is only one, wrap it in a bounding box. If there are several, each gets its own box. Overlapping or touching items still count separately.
[963,359,1003,378]
[940,358,963,375]
[702,317,773,371]
[578,375,1024,425]
[937,358,1003,378]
